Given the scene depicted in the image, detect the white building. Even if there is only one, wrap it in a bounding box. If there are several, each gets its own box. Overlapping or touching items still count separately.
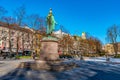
[81,32,86,39]
[53,29,68,38]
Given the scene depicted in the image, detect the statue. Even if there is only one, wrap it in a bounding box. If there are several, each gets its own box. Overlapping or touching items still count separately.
[46,8,56,35]
[40,8,59,60]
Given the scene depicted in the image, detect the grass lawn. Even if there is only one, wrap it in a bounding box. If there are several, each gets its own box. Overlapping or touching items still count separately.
[16,56,32,59]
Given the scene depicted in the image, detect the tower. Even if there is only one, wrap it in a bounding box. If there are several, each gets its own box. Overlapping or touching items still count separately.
[81,32,86,39]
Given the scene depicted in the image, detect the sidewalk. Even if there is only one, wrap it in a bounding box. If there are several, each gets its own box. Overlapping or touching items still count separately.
[0,59,34,77]
[1,59,120,80]
[82,57,120,62]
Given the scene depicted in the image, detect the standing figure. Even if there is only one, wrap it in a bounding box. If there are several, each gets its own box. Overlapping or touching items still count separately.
[46,8,56,35]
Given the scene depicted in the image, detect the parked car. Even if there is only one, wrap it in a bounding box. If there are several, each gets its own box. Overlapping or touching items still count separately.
[2,52,10,59]
[23,50,32,56]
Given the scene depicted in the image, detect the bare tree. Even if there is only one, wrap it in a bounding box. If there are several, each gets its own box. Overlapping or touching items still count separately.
[0,22,8,42]
[59,25,69,34]
[14,5,26,55]
[38,17,46,34]
[14,5,26,26]
[16,30,22,56]
[16,32,19,56]
[2,16,16,54]
[27,14,40,28]
[0,6,7,21]
[59,34,74,54]
[26,14,46,32]
[106,24,119,56]
[93,37,102,53]
[26,14,46,52]
[27,14,41,51]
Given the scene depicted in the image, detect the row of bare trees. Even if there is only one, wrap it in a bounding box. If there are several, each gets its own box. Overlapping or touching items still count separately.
[0,5,46,29]
[59,34,102,56]
[0,5,46,55]
[106,24,120,56]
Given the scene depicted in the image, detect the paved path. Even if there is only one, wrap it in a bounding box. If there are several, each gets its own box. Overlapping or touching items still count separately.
[0,59,120,80]
[0,59,34,77]
[85,57,120,63]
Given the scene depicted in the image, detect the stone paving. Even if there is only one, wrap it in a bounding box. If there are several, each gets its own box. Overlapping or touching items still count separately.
[0,59,34,77]
[0,59,120,80]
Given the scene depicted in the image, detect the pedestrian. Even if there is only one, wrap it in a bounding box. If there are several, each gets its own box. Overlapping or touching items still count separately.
[32,52,35,59]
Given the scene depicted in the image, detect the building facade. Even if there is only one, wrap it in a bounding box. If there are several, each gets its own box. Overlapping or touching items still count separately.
[0,23,39,54]
[53,29,68,38]
[104,43,120,55]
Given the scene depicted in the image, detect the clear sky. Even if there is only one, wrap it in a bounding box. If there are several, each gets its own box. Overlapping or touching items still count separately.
[0,0,120,44]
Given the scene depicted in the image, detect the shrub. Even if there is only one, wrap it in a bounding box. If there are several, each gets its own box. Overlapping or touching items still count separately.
[99,53,105,56]
[83,53,105,57]
[15,55,20,59]
[59,54,72,58]
[114,54,120,58]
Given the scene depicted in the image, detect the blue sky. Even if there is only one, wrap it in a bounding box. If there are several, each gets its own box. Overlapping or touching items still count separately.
[0,0,120,44]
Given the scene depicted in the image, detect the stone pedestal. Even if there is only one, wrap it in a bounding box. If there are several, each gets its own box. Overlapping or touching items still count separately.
[40,39,59,60]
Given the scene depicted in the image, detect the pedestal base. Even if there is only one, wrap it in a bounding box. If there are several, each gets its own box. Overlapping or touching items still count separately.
[40,38,59,60]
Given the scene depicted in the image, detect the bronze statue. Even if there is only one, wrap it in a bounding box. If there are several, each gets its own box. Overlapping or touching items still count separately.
[46,8,56,35]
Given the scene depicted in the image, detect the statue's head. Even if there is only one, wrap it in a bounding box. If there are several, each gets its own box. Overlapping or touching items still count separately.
[48,8,52,17]
[49,8,52,14]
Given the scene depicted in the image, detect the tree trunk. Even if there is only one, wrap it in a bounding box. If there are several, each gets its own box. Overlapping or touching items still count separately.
[16,36,19,56]
[9,29,12,54]
[22,33,24,55]
[113,43,118,56]
[31,34,34,52]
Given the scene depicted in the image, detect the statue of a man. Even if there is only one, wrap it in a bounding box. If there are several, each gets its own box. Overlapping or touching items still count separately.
[46,8,56,35]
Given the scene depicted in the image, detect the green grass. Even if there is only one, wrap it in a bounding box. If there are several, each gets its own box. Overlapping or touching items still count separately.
[16,56,32,59]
